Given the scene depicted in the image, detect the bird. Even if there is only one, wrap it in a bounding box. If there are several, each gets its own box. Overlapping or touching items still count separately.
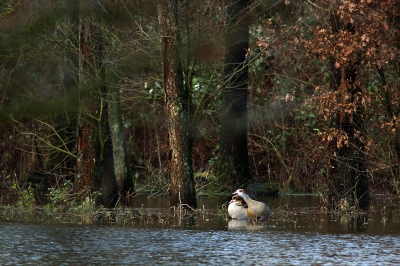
[232,189,270,221]
[227,195,247,220]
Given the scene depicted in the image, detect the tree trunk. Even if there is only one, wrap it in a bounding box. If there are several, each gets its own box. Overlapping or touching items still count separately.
[107,72,134,198]
[75,1,120,207]
[218,0,252,190]
[75,19,102,197]
[101,88,118,208]
[106,2,134,199]
[159,0,197,208]
[328,15,370,210]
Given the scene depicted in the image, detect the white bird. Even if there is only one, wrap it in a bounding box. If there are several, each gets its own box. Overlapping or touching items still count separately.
[227,195,247,220]
[232,189,270,221]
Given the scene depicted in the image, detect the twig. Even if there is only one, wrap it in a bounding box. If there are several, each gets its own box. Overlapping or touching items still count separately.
[307,0,323,9]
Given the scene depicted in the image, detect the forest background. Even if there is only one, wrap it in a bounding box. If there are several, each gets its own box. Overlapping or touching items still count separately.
[1,0,400,211]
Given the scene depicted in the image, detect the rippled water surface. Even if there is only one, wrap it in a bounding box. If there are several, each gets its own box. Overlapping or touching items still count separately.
[1,223,400,265]
[1,195,400,265]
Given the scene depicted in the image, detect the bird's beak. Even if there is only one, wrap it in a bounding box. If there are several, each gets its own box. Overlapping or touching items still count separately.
[232,191,238,195]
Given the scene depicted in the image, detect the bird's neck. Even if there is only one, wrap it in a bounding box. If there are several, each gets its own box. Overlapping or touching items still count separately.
[241,194,251,202]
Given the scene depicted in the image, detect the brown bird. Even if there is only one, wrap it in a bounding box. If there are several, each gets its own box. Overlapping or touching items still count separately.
[232,189,270,221]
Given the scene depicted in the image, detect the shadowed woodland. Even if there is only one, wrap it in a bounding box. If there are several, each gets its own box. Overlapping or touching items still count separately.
[1,0,400,211]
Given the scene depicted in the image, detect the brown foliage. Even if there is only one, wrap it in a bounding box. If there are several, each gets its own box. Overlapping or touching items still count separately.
[306,0,399,68]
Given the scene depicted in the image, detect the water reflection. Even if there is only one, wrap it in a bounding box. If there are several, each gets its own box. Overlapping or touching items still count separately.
[325,214,368,233]
[227,219,268,230]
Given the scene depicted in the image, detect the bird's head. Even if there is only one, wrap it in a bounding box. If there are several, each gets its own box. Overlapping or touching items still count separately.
[232,189,246,197]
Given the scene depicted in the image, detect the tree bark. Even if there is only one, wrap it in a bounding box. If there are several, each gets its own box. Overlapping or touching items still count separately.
[101,88,118,207]
[75,1,120,207]
[107,72,134,198]
[218,0,252,190]
[159,0,197,208]
[107,2,134,199]
[75,19,102,197]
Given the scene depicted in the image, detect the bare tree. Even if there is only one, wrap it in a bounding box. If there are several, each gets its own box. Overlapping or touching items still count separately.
[158,0,197,208]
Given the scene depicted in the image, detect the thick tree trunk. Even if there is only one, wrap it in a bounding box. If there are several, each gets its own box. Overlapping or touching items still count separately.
[75,19,102,198]
[159,0,197,208]
[328,15,370,210]
[218,0,252,190]
[75,3,120,207]
[75,102,101,196]
[101,91,118,208]
[106,2,134,199]
[107,75,134,197]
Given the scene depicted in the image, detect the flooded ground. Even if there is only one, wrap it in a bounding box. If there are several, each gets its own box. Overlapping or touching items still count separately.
[1,194,400,265]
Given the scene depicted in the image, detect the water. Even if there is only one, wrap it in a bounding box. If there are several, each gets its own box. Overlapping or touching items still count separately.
[1,222,400,265]
[1,195,400,265]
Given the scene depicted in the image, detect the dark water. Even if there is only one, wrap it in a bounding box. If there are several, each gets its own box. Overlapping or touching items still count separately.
[1,195,400,265]
[2,223,400,265]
